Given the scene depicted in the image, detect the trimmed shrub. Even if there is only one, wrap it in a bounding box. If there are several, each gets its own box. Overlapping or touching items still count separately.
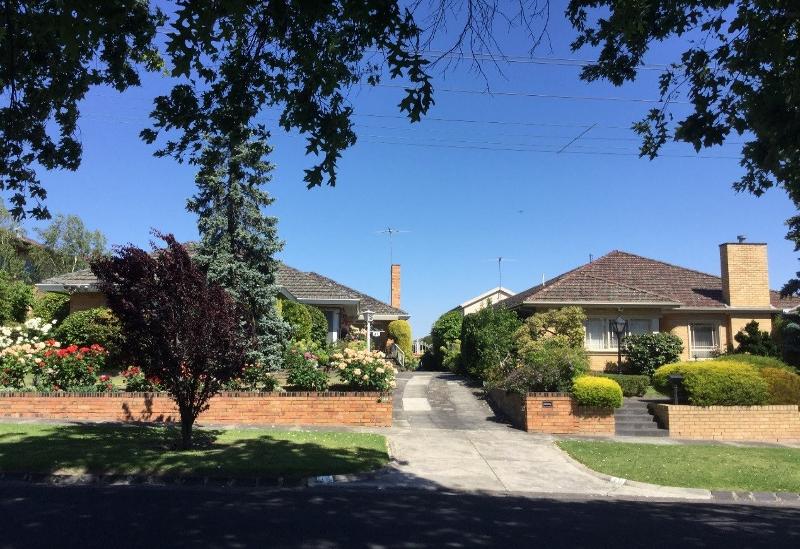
[388,319,412,357]
[733,320,778,357]
[622,332,683,377]
[431,311,463,369]
[460,306,521,382]
[53,308,126,365]
[282,300,312,341]
[306,305,328,347]
[572,376,623,408]
[592,373,649,397]
[653,361,769,406]
[719,353,794,371]
[760,367,800,405]
[32,292,70,323]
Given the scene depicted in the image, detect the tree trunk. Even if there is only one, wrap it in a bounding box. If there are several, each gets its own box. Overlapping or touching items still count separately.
[179,409,194,450]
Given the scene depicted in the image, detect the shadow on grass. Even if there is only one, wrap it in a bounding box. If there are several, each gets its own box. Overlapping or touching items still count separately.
[0,423,387,479]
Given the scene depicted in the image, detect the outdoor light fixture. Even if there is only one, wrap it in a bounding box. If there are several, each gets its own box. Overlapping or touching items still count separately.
[363,310,375,352]
[609,315,628,373]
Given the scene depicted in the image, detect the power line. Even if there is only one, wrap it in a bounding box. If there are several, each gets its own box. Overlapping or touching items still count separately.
[373,83,685,104]
[359,138,740,159]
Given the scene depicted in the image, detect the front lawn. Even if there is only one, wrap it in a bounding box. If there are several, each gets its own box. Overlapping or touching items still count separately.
[558,440,800,493]
[0,423,388,479]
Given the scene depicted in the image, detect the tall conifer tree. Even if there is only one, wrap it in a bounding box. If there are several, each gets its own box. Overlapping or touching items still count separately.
[187,129,290,369]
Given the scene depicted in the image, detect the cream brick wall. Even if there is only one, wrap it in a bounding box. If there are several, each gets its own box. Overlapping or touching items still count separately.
[70,292,108,313]
[720,243,770,307]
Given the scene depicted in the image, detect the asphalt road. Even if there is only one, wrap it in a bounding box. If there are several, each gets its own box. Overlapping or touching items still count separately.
[1,484,798,548]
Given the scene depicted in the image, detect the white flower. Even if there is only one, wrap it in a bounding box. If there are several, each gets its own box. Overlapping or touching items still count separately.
[375,367,384,374]
[353,368,361,376]
[362,374,369,381]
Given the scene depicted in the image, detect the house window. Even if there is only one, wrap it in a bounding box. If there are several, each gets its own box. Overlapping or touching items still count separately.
[690,324,718,359]
[584,318,655,351]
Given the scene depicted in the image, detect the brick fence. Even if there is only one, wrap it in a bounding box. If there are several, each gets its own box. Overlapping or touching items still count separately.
[0,391,393,427]
[489,390,615,435]
[651,403,800,442]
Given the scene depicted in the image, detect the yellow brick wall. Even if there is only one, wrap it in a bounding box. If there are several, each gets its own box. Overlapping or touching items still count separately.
[654,404,800,442]
[70,292,108,313]
[720,243,770,307]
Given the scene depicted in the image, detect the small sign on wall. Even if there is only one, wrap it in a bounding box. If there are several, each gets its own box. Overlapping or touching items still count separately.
[542,401,553,408]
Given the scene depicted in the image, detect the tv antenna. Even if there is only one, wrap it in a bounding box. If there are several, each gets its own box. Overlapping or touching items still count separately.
[376,227,410,264]
[486,256,516,288]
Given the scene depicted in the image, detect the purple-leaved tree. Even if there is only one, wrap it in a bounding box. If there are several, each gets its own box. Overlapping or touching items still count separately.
[92,232,247,448]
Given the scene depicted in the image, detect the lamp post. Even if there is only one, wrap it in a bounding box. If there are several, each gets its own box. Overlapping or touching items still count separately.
[364,309,375,352]
[609,315,628,373]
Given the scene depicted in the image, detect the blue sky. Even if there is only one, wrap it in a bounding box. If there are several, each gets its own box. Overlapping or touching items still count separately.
[18,2,798,335]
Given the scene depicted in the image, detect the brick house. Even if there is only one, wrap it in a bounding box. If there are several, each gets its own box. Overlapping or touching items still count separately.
[36,263,408,345]
[500,242,800,370]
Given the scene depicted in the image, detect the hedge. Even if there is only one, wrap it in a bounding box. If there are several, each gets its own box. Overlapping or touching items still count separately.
[306,305,328,347]
[760,367,800,405]
[653,361,769,406]
[31,292,70,323]
[572,376,623,408]
[591,373,649,397]
[718,353,794,372]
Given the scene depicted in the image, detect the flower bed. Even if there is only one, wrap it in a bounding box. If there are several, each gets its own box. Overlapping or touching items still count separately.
[0,390,393,427]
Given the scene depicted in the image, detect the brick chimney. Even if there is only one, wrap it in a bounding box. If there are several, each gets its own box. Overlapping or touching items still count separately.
[390,264,401,309]
[719,241,770,307]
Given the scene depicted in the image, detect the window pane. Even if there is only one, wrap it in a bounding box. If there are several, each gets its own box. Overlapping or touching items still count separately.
[628,320,651,335]
[692,325,715,348]
[584,319,606,349]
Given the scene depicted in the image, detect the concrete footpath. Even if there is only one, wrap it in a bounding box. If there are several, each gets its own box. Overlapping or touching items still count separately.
[354,371,711,499]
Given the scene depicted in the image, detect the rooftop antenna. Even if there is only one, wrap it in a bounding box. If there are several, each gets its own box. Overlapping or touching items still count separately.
[737,235,747,243]
[589,253,594,263]
[376,227,410,264]
[485,257,516,288]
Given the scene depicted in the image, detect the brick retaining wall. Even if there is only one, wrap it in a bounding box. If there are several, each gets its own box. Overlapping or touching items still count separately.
[651,403,800,442]
[488,390,615,435]
[0,392,393,427]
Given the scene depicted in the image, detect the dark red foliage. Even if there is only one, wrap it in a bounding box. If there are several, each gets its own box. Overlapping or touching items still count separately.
[91,231,247,447]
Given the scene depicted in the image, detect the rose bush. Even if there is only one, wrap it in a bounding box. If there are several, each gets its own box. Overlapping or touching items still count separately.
[34,341,108,391]
[331,348,396,391]
[0,318,58,389]
[121,365,163,392]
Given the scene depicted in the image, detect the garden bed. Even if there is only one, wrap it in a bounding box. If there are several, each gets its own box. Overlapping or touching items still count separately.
[488,390,615,435]
[0,390,393,427]
[0,423,389,479]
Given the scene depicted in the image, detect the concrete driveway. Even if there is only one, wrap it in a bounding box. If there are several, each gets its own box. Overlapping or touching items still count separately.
[360,371,709,499]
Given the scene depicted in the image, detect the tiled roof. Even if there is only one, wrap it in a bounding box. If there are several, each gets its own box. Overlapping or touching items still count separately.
[38,263,407,317]
[502,250,800,310]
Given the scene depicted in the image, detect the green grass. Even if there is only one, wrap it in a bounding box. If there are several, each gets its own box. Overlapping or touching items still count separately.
[0,423,388,479]
[558,440,800,492]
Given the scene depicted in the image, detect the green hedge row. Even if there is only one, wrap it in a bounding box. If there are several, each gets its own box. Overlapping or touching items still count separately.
[590,373,649,397]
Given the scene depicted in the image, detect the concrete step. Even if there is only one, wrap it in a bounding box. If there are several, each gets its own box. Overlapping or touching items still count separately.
[615,429,670,437]
[615,420,661,430]
[615,408,653,416]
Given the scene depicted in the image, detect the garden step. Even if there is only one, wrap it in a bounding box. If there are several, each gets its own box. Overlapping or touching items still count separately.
[615,429,670,437]
[615,420,661,430]
[614,408,654,416]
